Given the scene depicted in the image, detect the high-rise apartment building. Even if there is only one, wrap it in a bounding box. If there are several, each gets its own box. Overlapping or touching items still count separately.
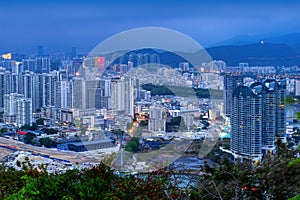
[22,57,50,73]
[223,74,243,118]
[0,72,19,111]
[3,93,24,124]
[40,73,58,107]
[295,80,300,96]
[4,93,24,115]
[230,80,286,160]
[111,77,134,116]
[73,78,111,110]
[148,106,166,132]
[36,57,50,73]
[72,77,85,109]
[16,97,32,127]
[56,81,68,108]
[22,59,36,71]
[230,85,263,159]
[1,70,73,114]
[72,58,83,75]
[0,72,6,110]
[19,71,41,111]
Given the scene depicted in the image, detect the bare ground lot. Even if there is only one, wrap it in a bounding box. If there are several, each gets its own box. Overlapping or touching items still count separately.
[0,148,14,162]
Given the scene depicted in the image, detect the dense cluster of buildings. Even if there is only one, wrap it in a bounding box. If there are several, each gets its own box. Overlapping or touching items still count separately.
[0,48,222,130]
[0,47,299,161]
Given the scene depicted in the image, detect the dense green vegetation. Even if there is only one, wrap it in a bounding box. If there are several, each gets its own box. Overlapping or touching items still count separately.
[141,83,223,99]
[189,139,300,200]
[285,95,300,105]
[0,139,299,199]
[35,118,45,126]
[39,137,55,148]
[0,160,184,200]
[24,132,37,145]
[20,124,38,131]
[0,128,8,134]
[125,137,140,153]
[40,128,58,135]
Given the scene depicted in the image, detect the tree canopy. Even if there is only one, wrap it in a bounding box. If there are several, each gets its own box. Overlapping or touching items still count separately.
[0,139,299,199]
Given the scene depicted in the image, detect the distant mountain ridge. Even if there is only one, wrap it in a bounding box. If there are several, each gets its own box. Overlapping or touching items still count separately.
[204,33,300,66]
[206,43,300,66]
[111,40,300,67]
[211,32,300,47]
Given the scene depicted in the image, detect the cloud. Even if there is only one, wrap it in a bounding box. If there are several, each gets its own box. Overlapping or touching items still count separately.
[0,0,300,53]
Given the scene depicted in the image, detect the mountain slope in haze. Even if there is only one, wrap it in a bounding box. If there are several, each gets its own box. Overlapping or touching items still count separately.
[109,43,300,68]
[206,43,300,66]
[212,32,300,47]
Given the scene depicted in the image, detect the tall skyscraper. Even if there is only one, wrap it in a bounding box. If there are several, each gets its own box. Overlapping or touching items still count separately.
[36,57,50,73]
[19,71,40,111]
[224,75,243,118]
[86,79,101,109]
[230,80,286,160]
[16,97,32,127]
[4,93,24,116]
[295,80,300,96]
[72,78,110,110]
[274,80,286,138]
[3,93,24,124]
[111,77,134,116]
[72,77,85,109]
[40,73,57,107]
[91,79,111,109]
[22,58,36,71]
[72,58,83,75]
[230,85,263,159]
[0,72,6,110]
[56,81,69,108]
[7,73,19,94]
[94,57,105,73]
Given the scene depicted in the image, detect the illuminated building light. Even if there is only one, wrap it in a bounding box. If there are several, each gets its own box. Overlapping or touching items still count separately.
[95,57,105,71]
[2,53,12,60]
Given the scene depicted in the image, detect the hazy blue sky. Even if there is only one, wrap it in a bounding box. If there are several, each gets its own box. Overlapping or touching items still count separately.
[0,0,300,54]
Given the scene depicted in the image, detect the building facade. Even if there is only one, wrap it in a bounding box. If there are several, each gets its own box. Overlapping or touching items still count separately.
[224,75,243,118]
[230,79,286,160]
[16,97,32,127]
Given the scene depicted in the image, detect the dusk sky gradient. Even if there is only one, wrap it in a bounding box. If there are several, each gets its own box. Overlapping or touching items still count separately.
[1,0,300,54]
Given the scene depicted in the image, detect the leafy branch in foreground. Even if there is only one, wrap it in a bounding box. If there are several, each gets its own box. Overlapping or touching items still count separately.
[0,138,299,199]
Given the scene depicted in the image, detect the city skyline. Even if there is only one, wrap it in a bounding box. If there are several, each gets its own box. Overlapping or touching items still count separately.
[0,1,300,199]
[1,0,300,54]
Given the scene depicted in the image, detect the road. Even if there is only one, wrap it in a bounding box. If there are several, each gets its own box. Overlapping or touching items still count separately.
[0,137,103,164]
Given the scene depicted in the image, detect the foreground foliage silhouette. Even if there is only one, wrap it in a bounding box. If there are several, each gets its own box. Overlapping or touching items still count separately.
[0,160,185,200]
[189,139,300,200]
[0,139,299,199]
